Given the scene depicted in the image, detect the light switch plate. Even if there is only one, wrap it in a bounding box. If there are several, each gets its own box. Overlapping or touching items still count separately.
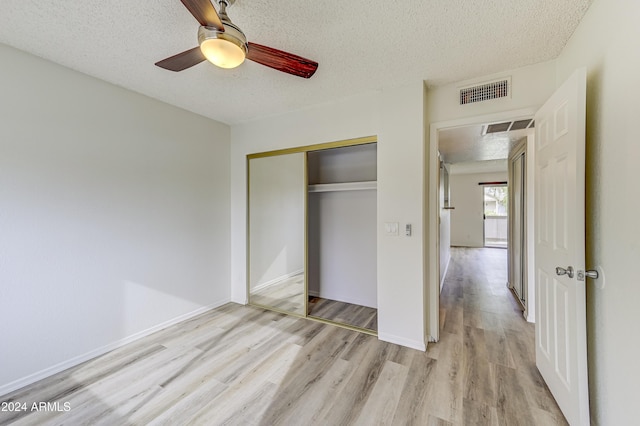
[385,222,399,236]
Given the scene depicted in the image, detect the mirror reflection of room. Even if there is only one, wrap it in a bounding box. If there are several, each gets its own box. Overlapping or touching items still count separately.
[307,143,377,331]
[248,153,306,316]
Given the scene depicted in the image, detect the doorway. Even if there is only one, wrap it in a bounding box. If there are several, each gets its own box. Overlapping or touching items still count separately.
[428,107,537,342]
[483,184,508,248]
[430,69,589,424]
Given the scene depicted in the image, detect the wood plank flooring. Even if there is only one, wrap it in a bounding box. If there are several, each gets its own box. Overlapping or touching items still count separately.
[437,247,567,425]
[249,273,305,315]
[0,247,565,425]
[250,274,377,332]
[308,297,377,331]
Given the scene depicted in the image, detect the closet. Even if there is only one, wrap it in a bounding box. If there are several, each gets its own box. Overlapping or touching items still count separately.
[247,137,378,334]
[307,143,377,331]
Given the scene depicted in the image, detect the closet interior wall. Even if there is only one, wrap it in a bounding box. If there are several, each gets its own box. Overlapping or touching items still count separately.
[307,144,378,309]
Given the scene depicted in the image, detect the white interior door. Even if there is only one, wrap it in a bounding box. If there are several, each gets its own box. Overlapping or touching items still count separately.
[534,68,589,425]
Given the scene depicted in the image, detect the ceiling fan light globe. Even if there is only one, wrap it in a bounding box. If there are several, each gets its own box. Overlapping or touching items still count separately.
[200,38,245,68]
[198,25,247,70]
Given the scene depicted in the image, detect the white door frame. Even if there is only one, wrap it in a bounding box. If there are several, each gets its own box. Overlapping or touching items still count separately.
[427,107,537,341]
[507,137,537,323]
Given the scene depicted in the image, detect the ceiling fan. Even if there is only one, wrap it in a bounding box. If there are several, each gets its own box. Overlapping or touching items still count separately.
[155,0,318,78]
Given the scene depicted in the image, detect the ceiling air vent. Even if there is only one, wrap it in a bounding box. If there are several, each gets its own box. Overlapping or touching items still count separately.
[486,122,512,133]
[482,118,535,135]
[460,77,510,105]
[509,119,533,131]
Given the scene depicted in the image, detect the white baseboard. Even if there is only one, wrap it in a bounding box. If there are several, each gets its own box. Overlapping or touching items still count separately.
[252,269,304,292]
[525,309,535,323]
[378,332,426,352]
[0,298,230,397]
[231,296,248,305]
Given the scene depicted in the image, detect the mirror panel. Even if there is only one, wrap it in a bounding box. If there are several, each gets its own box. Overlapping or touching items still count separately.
[248,153,306,315]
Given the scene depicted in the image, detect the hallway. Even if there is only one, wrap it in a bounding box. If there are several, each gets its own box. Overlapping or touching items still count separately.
[434,247,567,424]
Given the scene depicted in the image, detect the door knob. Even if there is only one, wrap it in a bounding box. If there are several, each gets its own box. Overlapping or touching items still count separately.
[585,270,599,279]
[556,266,574,278]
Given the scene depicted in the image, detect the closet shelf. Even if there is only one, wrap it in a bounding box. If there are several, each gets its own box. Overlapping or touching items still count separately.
[308,181,377,193]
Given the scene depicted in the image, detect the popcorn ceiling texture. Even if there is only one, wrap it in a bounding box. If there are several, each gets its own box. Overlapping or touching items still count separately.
[0,0,592,124]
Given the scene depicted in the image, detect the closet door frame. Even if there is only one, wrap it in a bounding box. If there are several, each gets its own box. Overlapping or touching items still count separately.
[246,135,377,334]
[508,139,528,313]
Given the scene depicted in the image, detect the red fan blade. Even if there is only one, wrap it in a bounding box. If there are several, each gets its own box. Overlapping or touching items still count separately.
[246,42,318,78]
[180,0,224,30]
[155,47,206,72]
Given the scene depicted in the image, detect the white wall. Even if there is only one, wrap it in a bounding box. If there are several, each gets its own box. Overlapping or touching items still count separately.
[231,82,427,350]
[554,0,640,423]
[449,171,508,247]
[427,61,557,124]
[308,190,377,308]
[307,143,377,184]
[377,82,426,349]
[0,44,231,394]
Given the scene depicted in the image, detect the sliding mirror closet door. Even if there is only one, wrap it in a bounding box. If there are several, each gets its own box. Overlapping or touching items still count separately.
[248,153,306,316]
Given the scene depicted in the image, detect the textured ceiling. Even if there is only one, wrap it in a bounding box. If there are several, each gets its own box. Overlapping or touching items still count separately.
[439,124,533,164]
[448,159,509,176]
[0,0,592,125]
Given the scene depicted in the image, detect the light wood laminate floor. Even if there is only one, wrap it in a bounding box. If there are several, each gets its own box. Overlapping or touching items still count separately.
[437,248,566,425]
[249,273,305,315]
[308,297,377,331]
[0,247,565,425]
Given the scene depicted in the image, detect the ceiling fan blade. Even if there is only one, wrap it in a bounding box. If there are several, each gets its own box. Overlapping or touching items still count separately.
[155,47,206,72]
[180,0,224,31]
[246,42,318,79]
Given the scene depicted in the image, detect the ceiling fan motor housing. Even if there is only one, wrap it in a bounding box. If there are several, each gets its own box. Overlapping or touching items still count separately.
[202,0,246,51]
[197,23,247,52]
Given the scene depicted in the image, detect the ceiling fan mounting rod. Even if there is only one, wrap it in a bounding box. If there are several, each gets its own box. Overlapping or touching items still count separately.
[217,0,235,10]
[216,0,235,24]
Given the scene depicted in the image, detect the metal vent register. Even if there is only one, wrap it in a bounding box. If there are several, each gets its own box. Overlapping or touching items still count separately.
[460,78,510,105]
[482,118,535,135]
